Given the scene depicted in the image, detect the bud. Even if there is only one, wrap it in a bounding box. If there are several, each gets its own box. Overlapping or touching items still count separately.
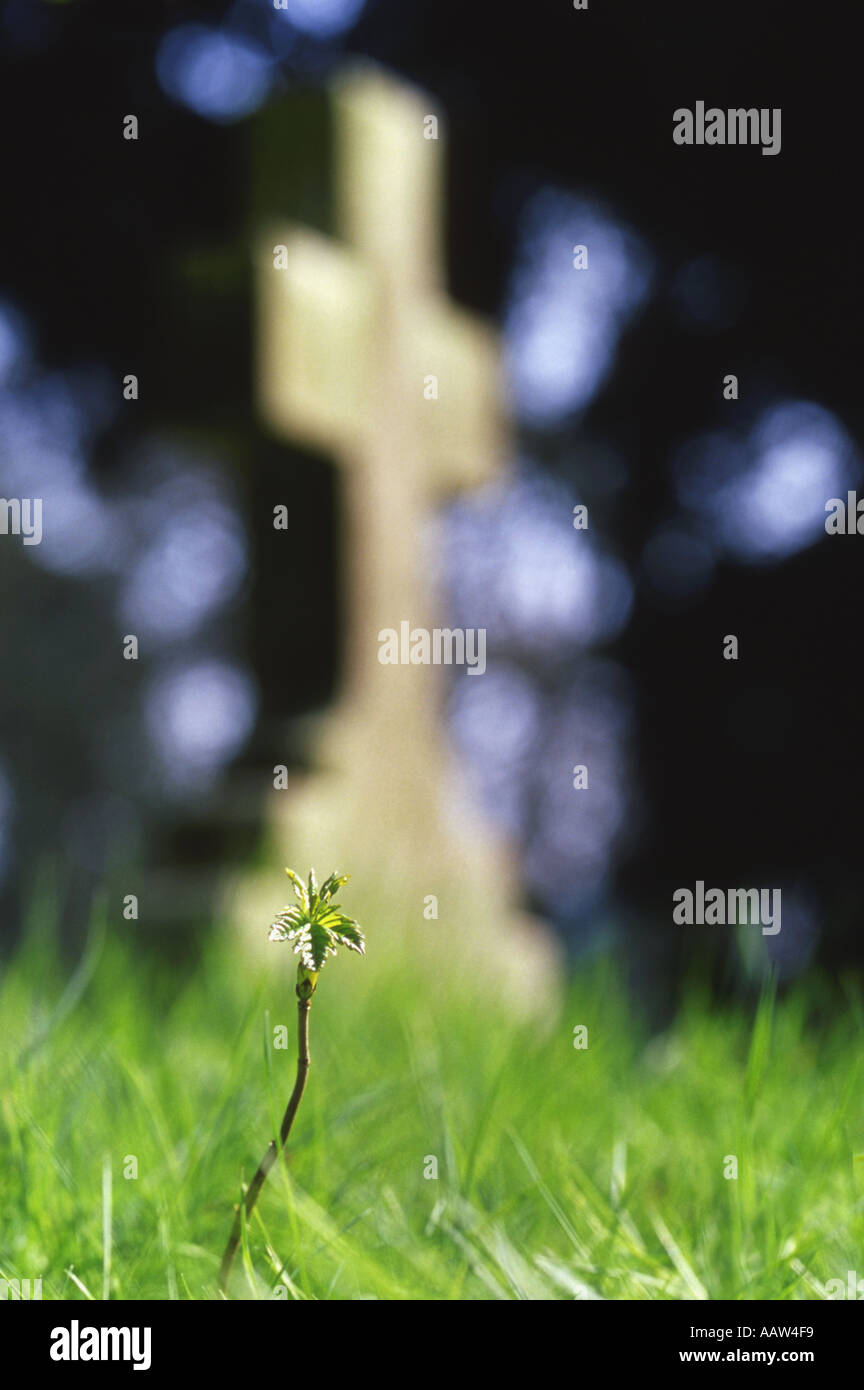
[296,963,318,1000]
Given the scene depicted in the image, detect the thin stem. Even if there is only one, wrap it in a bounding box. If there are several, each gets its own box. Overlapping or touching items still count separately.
[219,997,311,1294]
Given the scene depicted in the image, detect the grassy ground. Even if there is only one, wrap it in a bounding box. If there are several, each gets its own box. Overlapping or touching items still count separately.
[1,910,862,1301]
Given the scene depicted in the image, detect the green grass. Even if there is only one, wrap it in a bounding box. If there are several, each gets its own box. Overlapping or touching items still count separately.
[1,911,863,1300]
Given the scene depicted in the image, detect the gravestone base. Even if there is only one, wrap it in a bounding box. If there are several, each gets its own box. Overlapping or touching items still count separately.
[225,698,563,1014]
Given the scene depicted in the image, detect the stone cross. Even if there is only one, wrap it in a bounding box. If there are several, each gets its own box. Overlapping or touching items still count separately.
[236,67,559,1004]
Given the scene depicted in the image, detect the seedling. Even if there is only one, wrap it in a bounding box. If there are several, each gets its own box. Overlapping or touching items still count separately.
[218,868,365,1293]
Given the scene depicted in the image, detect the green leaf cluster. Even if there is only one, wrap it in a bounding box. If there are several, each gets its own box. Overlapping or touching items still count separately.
[268,869,365,972]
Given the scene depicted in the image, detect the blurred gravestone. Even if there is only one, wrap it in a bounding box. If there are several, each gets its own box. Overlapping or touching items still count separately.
[230,67,560,1005]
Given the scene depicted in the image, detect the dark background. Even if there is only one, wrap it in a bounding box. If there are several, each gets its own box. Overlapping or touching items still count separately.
[0,0,860,1005]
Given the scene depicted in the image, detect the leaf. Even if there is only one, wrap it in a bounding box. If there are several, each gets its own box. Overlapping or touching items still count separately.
[308,868,319,912]
[301,920,336,972]
[269,906,305,944]
[317,909,365,954]
[274,905,304,928]
[284,868,309,910]
[320,871,350,902]
[330,922,365,955]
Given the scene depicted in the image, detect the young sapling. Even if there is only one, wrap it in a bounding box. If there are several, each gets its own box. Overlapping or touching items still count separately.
[218,868,365,1293]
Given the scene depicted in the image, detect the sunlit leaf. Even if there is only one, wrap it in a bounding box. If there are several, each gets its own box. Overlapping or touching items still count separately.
[284,868,309,910]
